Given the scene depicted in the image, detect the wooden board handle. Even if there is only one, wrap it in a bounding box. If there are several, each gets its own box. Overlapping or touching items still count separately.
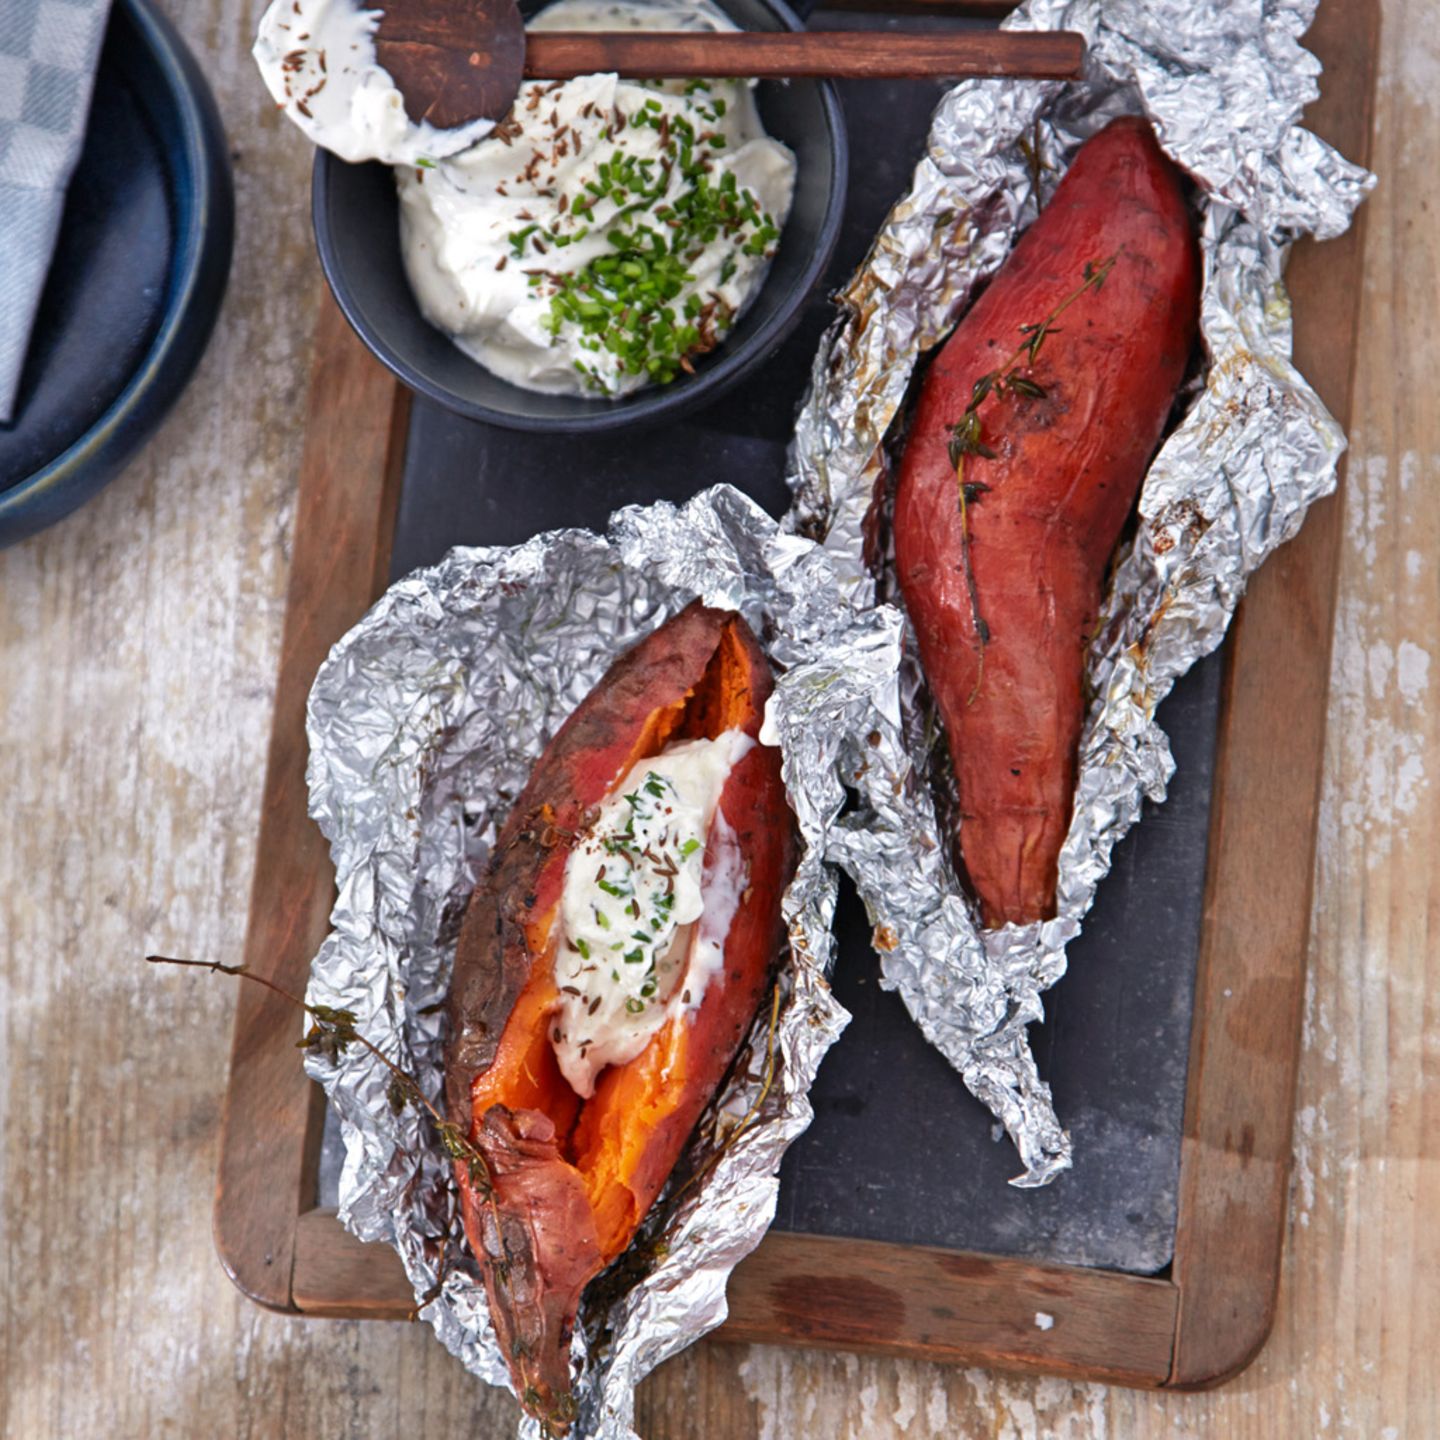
[524,29,1084,80]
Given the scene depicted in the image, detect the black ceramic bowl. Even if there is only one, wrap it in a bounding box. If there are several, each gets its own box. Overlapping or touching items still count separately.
[0,0,233,547]
[312,0,847,433]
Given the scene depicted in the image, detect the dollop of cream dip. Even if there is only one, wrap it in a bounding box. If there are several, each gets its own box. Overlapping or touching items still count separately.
[254,0,798,393]
[399,0,798,396]
[551,729,753,1097]
[254,0,497,165]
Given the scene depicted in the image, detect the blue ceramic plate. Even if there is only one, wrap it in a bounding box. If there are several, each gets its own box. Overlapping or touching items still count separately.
[0,0,233,547]
[313,0,847,435]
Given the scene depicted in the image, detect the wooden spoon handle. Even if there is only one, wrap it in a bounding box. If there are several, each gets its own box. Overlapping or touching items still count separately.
[523,29,1084,81]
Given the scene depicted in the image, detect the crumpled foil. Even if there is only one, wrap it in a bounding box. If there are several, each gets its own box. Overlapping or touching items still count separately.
[785,0,1374,1184]
[297,1,1375,1422]
[303,487,853,1438]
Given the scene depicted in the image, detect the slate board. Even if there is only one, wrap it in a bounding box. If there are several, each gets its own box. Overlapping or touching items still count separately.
[318,29,1216,1278]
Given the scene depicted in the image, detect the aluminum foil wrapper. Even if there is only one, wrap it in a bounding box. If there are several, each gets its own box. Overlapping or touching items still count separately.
[786,0,1374,1185]
[302,486,853,1438]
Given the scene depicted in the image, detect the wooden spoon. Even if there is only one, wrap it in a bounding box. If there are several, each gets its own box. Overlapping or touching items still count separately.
[374,0,1084,132]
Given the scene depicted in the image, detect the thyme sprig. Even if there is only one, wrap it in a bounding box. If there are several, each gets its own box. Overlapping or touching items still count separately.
[943,253,1118,704]
[146,954,579,1434]
[1016,119,1055,204]
[145,954,491,1193]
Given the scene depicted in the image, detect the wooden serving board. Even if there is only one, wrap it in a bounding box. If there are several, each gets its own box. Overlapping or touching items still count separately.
[215,0,1378,1389]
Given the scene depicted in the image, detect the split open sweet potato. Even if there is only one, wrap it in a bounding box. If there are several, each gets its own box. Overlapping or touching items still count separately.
[894,117,1201,928]
[444,601,793,1429]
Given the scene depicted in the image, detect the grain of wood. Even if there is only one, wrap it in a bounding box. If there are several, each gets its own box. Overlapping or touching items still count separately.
[520,30,1086,80]
[0,5,1431,1440]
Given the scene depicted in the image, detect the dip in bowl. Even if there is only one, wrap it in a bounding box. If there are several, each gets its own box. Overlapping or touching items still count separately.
[312,0,847,433]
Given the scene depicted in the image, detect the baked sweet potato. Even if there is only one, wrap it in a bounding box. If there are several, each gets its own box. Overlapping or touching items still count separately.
[894,116,1200,928]
[444,601,793,1429]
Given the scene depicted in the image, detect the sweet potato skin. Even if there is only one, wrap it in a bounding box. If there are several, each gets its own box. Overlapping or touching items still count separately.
[444,601,791,1425]
[894,117,1200,928]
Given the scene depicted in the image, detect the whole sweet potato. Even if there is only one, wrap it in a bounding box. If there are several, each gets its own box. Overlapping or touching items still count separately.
[894,116,1200,928]
[445,601,793,1429]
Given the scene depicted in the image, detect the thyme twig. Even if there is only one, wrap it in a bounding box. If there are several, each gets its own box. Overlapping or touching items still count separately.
[144,954,491,1197]
[1017,119,1055,204]
[944,253,1118,703]
[728,980,785,1150]
[144,953,578,1433]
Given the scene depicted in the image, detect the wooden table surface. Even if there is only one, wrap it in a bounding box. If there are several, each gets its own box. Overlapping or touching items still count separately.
[1,2,1432,1436]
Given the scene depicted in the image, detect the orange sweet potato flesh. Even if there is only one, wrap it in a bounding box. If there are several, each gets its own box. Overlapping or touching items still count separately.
[894,117,1201,929]
[444,601,793,1427]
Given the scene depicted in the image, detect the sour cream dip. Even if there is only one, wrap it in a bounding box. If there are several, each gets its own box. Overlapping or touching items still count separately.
[255,0,798,397]
[550,729,753,1098]
[254,0,497,165]
[398,0,797,396]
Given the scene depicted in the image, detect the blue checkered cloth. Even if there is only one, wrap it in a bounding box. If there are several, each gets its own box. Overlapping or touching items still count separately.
[1,0,113,423]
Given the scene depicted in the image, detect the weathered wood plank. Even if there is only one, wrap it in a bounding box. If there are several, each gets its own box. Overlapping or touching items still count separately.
[722,1234,1176,1386]
[292,1208,415,1320]
[214,295,407,1311]
[290,1208,1177,1386]
[1165,0,1381,1389]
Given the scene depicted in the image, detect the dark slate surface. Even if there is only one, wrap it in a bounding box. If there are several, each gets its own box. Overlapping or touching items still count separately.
[770,657,1215,1273]
[318,18,1215,1276]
